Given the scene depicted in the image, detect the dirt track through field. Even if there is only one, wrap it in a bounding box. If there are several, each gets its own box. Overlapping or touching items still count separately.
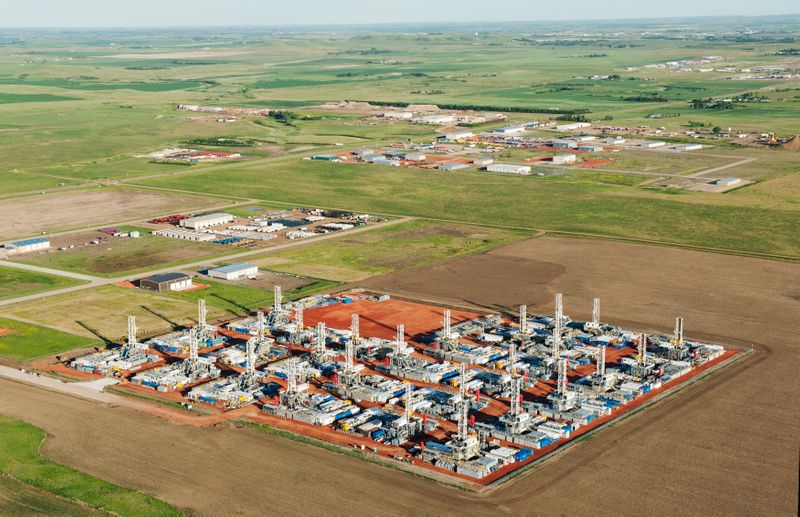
[0,236,798,515]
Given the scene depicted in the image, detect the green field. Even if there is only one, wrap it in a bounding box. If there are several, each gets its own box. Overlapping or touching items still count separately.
[164,277,339,316]
[0,286,232,344]
[0,416,179,516]
[137,159,800,257]
[0,317,96,361]
[0,171,77,194]
[0,473,105,516]
[251,219,532,281]
[0,267,84,301]
[0,92,80,104]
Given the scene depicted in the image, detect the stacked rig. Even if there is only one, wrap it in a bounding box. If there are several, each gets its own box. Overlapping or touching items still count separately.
[64,289,731,481]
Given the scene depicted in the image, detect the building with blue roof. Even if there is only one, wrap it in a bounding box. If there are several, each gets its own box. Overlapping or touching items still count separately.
[4,237,50,255]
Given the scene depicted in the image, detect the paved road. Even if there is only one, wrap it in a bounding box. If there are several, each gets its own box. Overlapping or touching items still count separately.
[0,259,101,282]
[0,216,415,307]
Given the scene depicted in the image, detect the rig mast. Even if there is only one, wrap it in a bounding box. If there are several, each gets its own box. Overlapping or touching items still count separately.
[592,297,600,327]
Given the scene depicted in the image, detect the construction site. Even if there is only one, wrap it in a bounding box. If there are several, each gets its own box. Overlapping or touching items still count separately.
[55,286,737,485]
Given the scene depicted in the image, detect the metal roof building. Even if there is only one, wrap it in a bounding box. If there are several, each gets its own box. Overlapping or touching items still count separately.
[4,237,50,255]
[208,263,259,281]
[180,213,233,230]
[139,272,193,293]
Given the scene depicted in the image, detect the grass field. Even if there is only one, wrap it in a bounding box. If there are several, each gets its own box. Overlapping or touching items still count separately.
[0,268,84,302]
[0,416,179,516]
[0,473,105,516]
[0,286,231,343]
[164,277,339,316]
[15,226,247,277]
[0,171,76,195]
[250,219,532,281]
[136,159,800,257]
[0,317,96,361]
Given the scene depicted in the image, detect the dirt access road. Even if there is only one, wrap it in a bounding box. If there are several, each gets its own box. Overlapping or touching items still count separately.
[0,236,797,515]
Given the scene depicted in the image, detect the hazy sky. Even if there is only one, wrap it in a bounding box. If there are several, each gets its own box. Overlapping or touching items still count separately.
[2,0,798,28]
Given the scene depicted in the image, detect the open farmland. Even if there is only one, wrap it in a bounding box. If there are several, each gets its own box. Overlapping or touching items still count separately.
[0,267,83,302]
[137,159,800,258]
[0,171,78,195]
[0,473,104,516]
[0,317,96,361]
[0,188,230,241]
[250,219,532,281]
[0,415,178,516]
[0,286,232,344]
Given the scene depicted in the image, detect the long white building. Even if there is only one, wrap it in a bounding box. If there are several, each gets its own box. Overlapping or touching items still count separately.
[180,213,234,230]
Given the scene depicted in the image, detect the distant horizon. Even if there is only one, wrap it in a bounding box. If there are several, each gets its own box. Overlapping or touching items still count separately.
[1,0,799,30]
[2,13,800,32]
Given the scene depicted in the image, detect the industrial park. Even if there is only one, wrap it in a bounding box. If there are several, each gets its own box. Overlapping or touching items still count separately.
[54,287,736,484]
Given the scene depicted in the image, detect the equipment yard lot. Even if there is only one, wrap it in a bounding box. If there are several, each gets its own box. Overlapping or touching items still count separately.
[12,226,240,277]
[0,188,229,241]
[0,286,232,343]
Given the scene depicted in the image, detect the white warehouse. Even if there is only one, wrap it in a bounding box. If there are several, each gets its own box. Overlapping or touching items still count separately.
[208,263,259,281]
[486,163,532,175]
[552,154,577,165]
[3,237,50,255]
[180,213,234,230]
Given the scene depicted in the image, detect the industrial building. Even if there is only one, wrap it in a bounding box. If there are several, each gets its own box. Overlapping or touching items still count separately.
[674,143,703,151]
[383,111,413,119]
[555,122,591,131]
[551,139,578,149]
[208,263,259,281]
[3,237,50,255]
[486,163,532,175]
[552,154,577,165]
[180,213,234,230]
[404,152,427,162]
[472,156,494,166]
[713,177,742,186]
[153,229,217,242]
[139,272,193,293]
[441,131,474,142]
[438,162,470,171]
[640,141,667,149]
[492,125,527,135]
